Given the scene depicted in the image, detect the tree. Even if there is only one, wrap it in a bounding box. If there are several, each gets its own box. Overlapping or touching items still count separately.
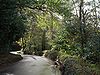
[0,0,26,53]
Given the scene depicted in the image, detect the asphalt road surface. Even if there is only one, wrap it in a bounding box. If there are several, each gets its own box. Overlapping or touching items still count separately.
[0,55,61,75]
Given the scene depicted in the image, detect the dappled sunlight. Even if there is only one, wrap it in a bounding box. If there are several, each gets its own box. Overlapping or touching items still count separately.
[0,0,100,75]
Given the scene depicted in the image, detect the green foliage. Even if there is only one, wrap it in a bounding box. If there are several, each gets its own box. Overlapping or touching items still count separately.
[62,57,96,75]
[0,0,100,67]
[45,50,59,61]
[20,6,62,54]
[0,0,26,52]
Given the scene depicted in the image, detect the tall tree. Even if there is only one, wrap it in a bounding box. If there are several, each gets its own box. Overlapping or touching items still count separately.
[0,0,26,52]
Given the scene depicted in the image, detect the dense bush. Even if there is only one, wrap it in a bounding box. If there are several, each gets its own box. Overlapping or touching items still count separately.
[62,57,90,75]
[0,0,26,52]
[86,52,100,64]
[34,51,43,56]
[43,50,59,61]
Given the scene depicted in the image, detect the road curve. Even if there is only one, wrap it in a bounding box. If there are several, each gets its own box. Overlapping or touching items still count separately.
[0,55,61,75]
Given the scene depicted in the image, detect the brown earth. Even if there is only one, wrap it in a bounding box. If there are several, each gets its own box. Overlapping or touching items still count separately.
[0,53,23,70]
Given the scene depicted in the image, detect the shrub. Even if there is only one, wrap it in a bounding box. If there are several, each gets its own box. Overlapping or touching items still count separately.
[62,57,99,75]
[44,50,59,61]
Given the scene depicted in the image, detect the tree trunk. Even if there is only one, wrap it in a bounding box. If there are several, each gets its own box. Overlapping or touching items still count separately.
[79,0,84,57]
[42,30,46,51]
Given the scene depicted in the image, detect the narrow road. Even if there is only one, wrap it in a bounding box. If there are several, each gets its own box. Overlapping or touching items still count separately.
[0,55,61,75]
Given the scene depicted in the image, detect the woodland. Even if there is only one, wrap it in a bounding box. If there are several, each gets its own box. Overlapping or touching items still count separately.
[0,0,100,75]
